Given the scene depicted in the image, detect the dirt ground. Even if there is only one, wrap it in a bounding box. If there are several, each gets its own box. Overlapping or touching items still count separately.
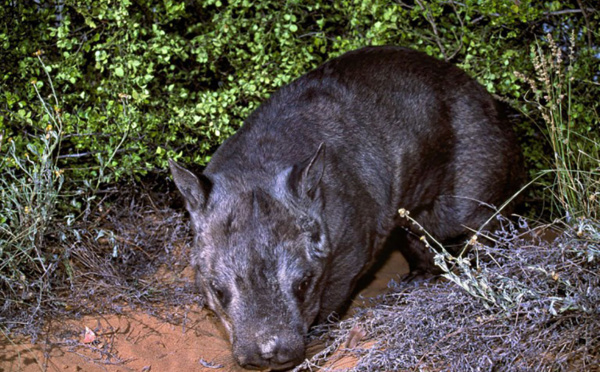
[0,250,408,372]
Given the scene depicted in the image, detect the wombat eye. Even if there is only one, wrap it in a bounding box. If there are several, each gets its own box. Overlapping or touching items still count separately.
[210,281,230,307]
[294,276,312,302]
[310,230,322,244]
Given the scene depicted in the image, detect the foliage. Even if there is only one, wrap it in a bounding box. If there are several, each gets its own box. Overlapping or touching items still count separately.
[1,0,598,192]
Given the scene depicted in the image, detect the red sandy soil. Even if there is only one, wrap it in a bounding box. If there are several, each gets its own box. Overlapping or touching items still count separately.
[1,251,408,372]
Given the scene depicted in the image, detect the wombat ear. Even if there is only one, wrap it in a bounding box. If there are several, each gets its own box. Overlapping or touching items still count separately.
[290,143,326,201]
[169,159,212,211]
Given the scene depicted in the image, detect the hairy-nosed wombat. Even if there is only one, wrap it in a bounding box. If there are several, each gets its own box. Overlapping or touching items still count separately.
[170,46,523,370]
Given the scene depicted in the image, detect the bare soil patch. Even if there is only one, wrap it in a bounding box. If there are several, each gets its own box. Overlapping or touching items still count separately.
[0,186,409,372]
[1,257,408,372]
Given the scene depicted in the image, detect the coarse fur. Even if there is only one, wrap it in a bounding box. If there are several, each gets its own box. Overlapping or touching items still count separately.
[169,46,523,371]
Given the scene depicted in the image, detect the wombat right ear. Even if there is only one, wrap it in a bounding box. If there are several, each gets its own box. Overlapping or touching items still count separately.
[168,159,212,211]
[290,143,326,201]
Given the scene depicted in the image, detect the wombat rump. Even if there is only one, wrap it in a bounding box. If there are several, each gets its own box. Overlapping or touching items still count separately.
[170,46,523,370]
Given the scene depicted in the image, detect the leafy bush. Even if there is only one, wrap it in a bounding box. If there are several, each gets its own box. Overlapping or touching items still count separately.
[1,0,598,193]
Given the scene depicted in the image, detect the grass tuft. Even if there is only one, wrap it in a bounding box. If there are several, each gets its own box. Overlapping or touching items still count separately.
[0,54,68,326]
[0,55,200,338]
[515,32,599,221]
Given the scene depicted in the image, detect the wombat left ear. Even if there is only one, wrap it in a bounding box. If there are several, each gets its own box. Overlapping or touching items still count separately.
[168,159,212,211]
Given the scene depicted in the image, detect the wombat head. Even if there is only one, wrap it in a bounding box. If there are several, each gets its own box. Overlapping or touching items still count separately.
[169,146,328,370]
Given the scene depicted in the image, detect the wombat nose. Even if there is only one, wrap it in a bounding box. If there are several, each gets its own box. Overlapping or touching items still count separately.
[258,336,279,360]
[237,337,303,370]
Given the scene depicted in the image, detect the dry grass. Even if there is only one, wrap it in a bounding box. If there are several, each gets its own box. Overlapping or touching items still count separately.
[0,188,203,339]
[295,216,600,371]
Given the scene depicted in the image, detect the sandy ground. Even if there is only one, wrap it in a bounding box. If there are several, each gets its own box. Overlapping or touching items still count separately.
[0,250,408,372]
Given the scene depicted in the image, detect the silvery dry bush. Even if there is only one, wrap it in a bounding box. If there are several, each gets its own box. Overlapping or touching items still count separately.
[295,215,599,371]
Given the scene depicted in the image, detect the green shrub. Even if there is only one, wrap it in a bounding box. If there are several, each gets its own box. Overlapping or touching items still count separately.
[2,1,597,193]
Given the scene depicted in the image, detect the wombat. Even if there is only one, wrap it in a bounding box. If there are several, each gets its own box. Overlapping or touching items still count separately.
[169,46,523,370]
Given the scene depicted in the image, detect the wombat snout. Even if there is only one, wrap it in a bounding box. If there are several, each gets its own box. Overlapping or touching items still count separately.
[235,335,304,371]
